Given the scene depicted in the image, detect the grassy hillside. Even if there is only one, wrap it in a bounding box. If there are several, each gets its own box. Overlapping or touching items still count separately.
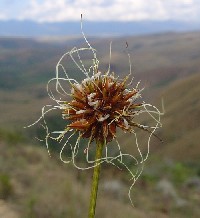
[1,31,200,127]
[0,32,200,158]
[1,31,200,91]
[0,136,166,218]
[0,32,200,217]
[153,72,200,162]
[117,72,200,164]
[0,131,200,218]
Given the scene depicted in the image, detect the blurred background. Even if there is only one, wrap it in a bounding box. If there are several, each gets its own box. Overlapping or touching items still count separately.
[0,0,200,217]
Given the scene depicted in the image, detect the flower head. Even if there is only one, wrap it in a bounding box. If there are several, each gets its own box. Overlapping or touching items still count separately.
[63,71,142,144]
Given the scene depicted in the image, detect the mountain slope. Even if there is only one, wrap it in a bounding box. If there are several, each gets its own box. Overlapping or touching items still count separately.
[152,72,200,162]
[0,138,172,218]
[0,32,200,161]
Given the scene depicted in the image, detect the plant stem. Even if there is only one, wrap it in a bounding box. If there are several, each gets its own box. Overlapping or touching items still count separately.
[88,140,104,218]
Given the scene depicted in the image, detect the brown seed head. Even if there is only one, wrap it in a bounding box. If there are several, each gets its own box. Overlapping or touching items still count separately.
[62,72,142,144]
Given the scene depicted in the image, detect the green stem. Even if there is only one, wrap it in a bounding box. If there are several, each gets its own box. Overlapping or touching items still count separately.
[88,140,104,218]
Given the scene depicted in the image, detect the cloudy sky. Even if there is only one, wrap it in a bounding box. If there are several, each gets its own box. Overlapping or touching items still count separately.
[0,0,200,22]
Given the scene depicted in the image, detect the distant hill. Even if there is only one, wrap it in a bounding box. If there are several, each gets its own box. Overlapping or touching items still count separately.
[0,31,200,126]
[0,31,200,163]
[0,20,200,36]
[116,72,200,166]
[153,72,200,162]
[0,31,200,217]
[1,31,200,92]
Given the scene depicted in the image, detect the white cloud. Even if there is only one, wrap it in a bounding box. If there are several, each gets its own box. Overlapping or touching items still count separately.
[0,14,7,20]
[1,0,200,22]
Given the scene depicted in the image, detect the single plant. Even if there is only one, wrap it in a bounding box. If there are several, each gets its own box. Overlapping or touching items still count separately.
[26,17,163,218]
[0,173,13,200]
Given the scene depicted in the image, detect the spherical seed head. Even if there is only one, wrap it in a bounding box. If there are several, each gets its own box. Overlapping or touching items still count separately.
[62,72,142,144]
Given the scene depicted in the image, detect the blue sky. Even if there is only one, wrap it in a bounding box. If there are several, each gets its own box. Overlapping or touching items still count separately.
[0,0,200,22]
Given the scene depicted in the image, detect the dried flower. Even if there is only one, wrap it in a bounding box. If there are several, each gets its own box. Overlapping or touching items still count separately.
[26,28,163,205]
[63,71,143,144]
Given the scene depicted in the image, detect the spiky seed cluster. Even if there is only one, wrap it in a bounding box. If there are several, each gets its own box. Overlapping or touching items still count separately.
[62,72,142,144]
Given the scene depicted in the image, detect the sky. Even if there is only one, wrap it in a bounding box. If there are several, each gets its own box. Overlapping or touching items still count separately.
[0,0,200,23]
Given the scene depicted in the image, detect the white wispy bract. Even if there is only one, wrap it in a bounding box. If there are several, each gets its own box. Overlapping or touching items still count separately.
[0,0,200,22]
